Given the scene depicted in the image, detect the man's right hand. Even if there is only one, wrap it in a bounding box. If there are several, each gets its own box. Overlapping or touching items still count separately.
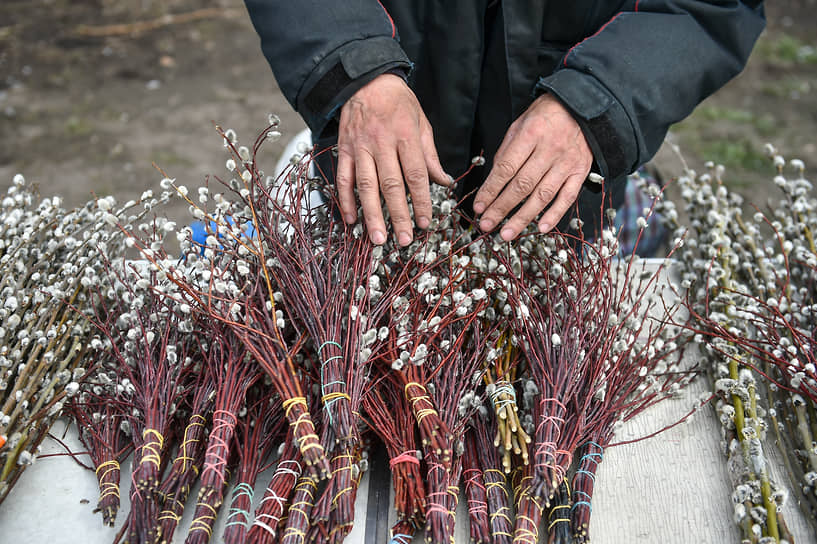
[336,73,450,246]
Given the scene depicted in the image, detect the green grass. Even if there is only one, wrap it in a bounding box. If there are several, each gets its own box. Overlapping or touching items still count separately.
[672,105,782,140]
[760,77,813,100]
[64,115,93,137]
[701,140,770,179]
[680,106,779,137]
[757,34,817,66]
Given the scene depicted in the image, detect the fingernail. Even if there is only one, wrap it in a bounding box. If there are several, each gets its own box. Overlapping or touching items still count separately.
[447,174,456,185]
[344,213,356,223]
[416,216,430,230]
[371,230,386,245]
[500,227,514,241]
[539,222,551,233]
[398,231,412,246]
[473,201,485,214]
[479,218,494,231]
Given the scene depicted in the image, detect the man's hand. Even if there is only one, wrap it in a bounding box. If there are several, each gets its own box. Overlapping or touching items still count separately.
[336,73,450,246]
[473,93,593,241]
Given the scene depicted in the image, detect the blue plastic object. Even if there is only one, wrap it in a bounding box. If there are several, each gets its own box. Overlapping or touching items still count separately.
[190,216,256,255]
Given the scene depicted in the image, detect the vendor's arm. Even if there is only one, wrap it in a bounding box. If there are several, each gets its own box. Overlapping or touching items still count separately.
[475,0,766,240]
[244,1,449,246]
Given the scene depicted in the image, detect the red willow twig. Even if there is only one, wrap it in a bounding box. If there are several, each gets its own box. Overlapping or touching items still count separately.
[462,428,491,544]
[280,473,320,544]
[68,377,133,527]
[422,282,497,543]
[511,460,544,544]
[307,445,363,544]
[247,432,303,544]
[154,125,330,480]
[496,234,592,507]
[362,368,426,531]
[185,323,261,544]
[85,244,198,544]
[234,275,328,479]
[156,372,215,541]
[547,477,572,544]
[261,161,377,544]
[472,414,513,544]
[253,151,366,455]
[557,221,689,541]
[279,372,325,544]
[222,385,286,544]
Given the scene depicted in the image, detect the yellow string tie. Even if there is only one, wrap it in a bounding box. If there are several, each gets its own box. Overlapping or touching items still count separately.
[490,508,512,521]
[332,486,354,505]
[178,415,206,471]
[299,439,323,454]
[548,516,571,530]
[95,459,121,501]
[515,529,538,544]
[290,412,314,429]
[414,407,437,423]
[282,528,306,542]
[321,392,351,403]
[95,459,120,478]
[295,479,317,497]
[331,458,354,475]
[140,428,164,470]
[98,484,119,501]
[189,503,217,537]
[517,514,537,528]
[282,396,308,417]
[158,509,182,522]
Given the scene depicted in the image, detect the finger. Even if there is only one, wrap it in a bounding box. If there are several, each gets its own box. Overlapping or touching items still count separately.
[335,144,357,224]
[536,172,586,235]
[398,137,432,230]
[478,150,552,232]
[374,148,414,247]
[354,148,387,245]
[419,119,451,188]
[473,124,532,214]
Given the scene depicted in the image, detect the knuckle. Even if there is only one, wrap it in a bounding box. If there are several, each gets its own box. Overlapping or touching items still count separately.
[493,160,517,179]
[535,184,556,203]
[357,176,377,192]
[513,176,537,195]
[336,173,352,187]
[564,184,582,203]
[403,167,428,186]
[380,176,404,194]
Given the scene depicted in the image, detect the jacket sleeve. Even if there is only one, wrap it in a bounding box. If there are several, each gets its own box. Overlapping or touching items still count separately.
[536,0,765,182]
[243,0,412,136]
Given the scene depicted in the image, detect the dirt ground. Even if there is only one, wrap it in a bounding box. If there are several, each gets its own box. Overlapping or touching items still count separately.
[1,1,816,225]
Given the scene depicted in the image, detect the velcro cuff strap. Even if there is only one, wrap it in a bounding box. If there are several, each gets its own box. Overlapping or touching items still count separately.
[301,36,411,124]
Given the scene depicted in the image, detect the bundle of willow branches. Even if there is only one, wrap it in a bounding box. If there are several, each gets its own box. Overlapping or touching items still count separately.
[0,174,169,507]
[659,149,817,543]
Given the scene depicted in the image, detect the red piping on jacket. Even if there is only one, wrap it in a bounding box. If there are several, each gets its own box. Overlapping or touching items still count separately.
[563,13,623,66]
[376,0,396,38]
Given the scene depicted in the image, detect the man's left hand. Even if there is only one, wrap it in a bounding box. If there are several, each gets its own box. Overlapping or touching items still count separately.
[473,93,593,240]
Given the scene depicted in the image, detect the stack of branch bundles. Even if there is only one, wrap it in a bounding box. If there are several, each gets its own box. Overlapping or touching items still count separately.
[0,174,170,507]
[3,118,694,544]
[655,148,817,544]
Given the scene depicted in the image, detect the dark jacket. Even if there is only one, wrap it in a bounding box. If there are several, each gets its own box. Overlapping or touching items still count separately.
[244,1,764,218]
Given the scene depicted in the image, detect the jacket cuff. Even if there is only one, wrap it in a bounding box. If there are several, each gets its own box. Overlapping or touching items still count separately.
[535,69,638,182]
[297,36,412,136]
